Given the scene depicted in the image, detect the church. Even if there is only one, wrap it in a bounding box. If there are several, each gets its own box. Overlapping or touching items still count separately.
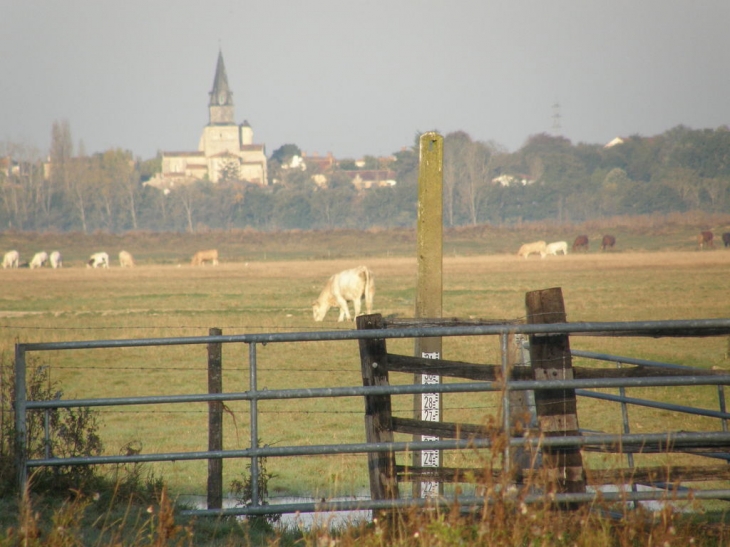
[147,51,268,190]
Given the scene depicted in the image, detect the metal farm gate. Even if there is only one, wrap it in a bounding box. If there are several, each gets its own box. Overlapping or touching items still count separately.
[13,295,730,518]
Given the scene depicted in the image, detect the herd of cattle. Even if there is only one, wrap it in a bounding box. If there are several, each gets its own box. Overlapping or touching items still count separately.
[517,234,615,258]
[0,248,226,269]
[517,231,730,258]
[1,249,133,269]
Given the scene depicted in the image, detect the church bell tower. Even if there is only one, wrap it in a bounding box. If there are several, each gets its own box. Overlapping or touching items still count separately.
[209,50,235,125]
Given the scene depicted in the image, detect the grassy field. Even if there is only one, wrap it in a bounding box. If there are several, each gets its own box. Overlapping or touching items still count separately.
[2,219,730,508]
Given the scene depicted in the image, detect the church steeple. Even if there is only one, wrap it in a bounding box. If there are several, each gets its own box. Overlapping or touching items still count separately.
[208,50,235,125]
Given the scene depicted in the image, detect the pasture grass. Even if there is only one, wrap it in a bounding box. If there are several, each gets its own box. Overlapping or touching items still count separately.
[1,219,730,514]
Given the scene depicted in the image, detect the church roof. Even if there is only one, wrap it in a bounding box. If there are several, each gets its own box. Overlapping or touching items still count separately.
[209,50,233,107]
[163,151,205,157]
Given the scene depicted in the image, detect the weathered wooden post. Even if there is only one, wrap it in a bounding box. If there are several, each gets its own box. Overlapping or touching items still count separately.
[207,327,223,510]
[14,344,28,495]
[506,331,537,479]
[414,131,444,498]
[525,288,586,501]
[357,314,399,502]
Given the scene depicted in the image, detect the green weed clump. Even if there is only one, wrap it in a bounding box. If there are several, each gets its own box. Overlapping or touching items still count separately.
[0,353,104,496]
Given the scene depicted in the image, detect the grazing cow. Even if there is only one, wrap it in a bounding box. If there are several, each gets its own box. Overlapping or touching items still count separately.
[545,241,568,256]
[723,232,730,248]
[2,250,19,269]
[29,251,48,269]
[312,265,375,322]
[191,249,219,266]
[572,235,589,252]
[698,231,714,249]
[517,240,547,259]
[601,234,616,251]
[119,250,135,267]
[87,252,110,268]
[49,251,63,269]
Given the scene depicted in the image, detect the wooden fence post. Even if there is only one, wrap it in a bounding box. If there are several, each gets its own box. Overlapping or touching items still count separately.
[207,327,223,510]
[525,288,586,499]
[507,331,537,479]
[357,314,399,502]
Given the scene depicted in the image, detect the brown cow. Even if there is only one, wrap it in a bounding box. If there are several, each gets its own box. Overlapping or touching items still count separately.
[191,249,219,266]
[601,234,616,251]
[698,231,714,249]
[722,232,730,248]
[572,235,589,252]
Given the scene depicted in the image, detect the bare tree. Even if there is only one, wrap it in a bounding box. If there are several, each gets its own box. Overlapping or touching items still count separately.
[67,155,92,233]
[443,131,472,226]
[50,119,73,191]
[175,181,200,233]
[702,177,729,211]
[0,140,45,229]
[459,140,493,225]
[664,167,700,209]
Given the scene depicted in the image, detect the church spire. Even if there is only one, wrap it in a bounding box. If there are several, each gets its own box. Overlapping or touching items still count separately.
[208,50,235,125]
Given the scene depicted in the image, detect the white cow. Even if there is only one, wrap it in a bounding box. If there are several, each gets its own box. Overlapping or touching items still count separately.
[49,251,63,268]
[119,250,135,267]
[2,250,19,269]
[313,266,375,322]
[517,241,547,259]
[29,251,49,269]
[545,241,568,256]
[87,252,109,268]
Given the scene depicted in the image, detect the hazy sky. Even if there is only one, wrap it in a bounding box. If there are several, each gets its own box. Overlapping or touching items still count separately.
[3,1,729,160]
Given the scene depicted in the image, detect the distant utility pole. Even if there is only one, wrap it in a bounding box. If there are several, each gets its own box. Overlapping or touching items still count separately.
[552,102,562,136]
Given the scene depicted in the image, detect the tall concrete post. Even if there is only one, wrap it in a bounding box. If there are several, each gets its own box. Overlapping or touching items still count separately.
[413,131,443,497]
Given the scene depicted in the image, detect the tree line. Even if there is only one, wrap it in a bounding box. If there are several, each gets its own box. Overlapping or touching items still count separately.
[1,122,729,233]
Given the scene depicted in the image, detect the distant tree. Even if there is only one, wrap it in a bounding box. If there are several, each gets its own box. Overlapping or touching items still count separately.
[663,167,701,210]
[219,159,242,183]
[100,149,140,230]
[361,155,380,170]
[139,155,162,183]
[272,186,312,229]
[270,144,302,165]
[0,141,46,230]
[238,185,274,229]
[86,149,138,231]
[211,181,249,228]
[443,131,473,226]
[310,184,356,229]
[279,166,314,188]
[175,182,204,233]
[67,155,92,233]
[702,176,730,211]
[338,159,358,171]
[268,144,303,186]
[391,147,418,181]
[599,167,632,216]
[50,119,73,190]
[459,140,494,225]
[620,180,682,215]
